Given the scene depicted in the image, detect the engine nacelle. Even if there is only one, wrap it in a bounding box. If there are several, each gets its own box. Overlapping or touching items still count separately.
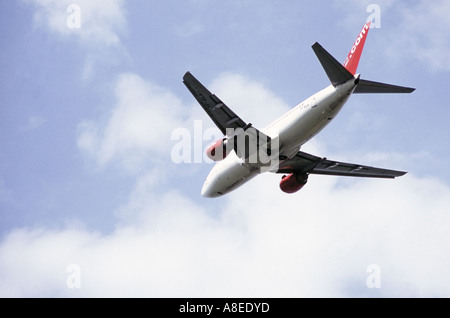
[279,173,308,194]
[206,138,232,161]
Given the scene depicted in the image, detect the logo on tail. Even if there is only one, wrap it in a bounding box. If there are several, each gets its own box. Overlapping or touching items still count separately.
[343,22,371,75]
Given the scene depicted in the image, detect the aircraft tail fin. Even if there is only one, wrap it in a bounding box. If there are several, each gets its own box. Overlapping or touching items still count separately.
[312,42,354,87]
[343,22,371,74]
[312,22,371,86]
[313,21,414,94]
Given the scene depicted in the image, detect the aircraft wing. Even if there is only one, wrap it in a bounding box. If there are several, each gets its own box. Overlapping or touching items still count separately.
[183,71,248,135]
[183,72,272,161]
[277,150,406,178]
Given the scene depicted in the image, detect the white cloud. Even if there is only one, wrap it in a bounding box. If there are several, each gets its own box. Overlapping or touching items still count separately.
[24,0,126,46]
[23,0,128,81]
[2,72,449,297]
[77,72,290,172]
[77,73,186,172]
[1,171,449,297]
[209,73,290,129]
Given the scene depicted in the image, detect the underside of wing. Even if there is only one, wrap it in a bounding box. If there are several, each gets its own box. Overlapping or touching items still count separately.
[277,151,406,178]
[183,72,247,135]
[354,79,415,94]
[183,71,272,162]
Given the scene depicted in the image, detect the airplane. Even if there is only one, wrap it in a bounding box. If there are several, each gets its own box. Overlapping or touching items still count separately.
[183,21,415,198]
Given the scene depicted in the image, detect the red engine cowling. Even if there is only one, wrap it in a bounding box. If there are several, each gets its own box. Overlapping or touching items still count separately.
[279,173,308,194]
[206,138,232,161]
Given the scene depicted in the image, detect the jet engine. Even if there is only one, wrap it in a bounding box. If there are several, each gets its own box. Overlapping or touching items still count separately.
[279,173,308,194]
[206,138,232,161]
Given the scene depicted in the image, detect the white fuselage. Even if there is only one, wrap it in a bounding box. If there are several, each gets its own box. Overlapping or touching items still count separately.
[201,78,357,197]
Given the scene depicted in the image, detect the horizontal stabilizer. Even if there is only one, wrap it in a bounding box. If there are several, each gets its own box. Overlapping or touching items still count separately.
[312,42,354,87]
[354,79,415,94]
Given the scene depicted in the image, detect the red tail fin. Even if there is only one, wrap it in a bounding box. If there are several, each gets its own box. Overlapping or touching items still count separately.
[343,22,371,75]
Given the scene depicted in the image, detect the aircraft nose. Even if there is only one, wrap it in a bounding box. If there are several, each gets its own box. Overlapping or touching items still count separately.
[201,182,215,198]
[201,181,222,198]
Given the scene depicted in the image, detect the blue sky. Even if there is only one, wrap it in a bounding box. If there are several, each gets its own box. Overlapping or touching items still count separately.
[1,0,450,297]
